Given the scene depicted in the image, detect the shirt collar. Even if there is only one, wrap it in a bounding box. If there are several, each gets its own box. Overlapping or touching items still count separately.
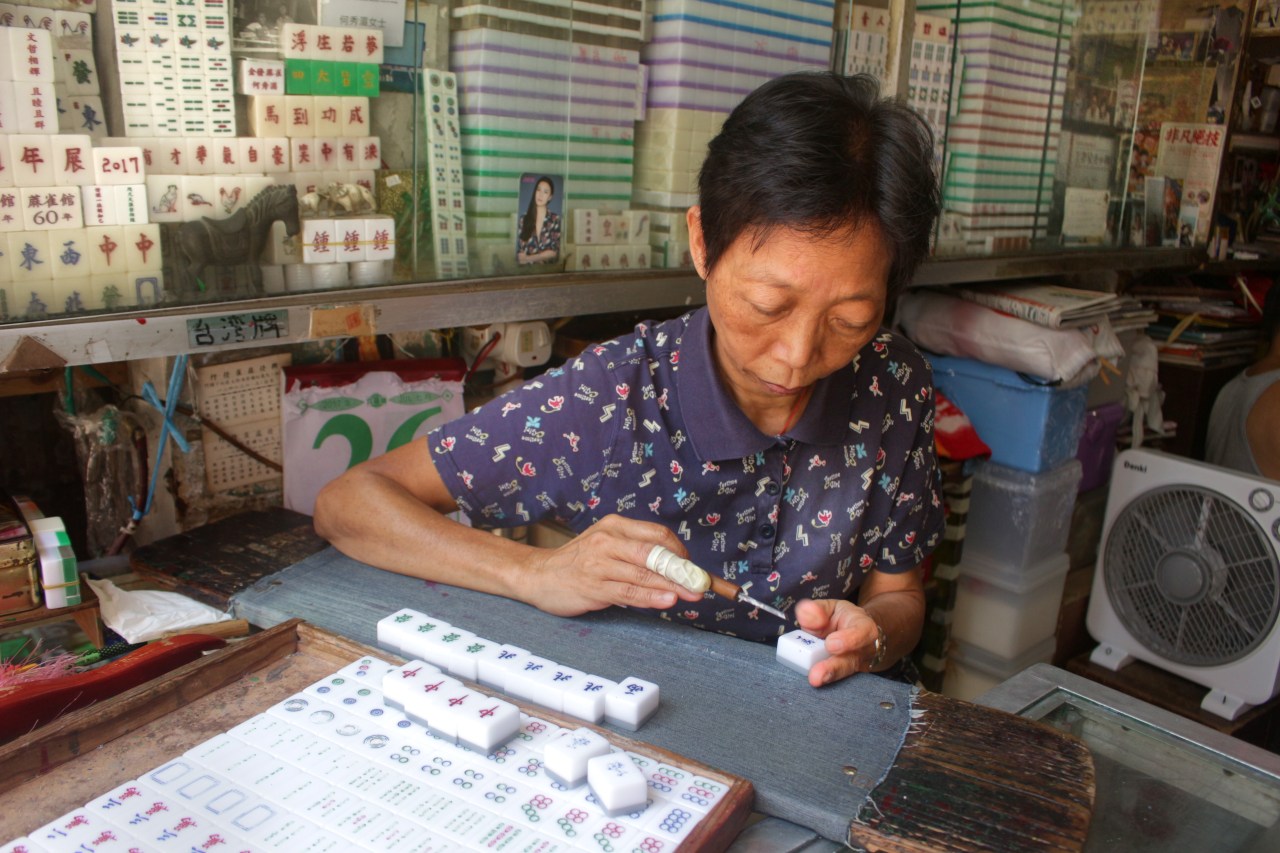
[677,309,858,461]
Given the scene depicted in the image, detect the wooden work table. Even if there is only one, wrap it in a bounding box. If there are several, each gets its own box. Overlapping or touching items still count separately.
[0,510,1101,850]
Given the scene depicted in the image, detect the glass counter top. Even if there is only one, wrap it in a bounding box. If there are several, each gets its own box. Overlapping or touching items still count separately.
[980,663,1280,852]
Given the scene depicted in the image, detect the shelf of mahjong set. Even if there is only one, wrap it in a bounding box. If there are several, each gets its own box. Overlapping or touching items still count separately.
[0,246,1204,367]
[0,618,755,852]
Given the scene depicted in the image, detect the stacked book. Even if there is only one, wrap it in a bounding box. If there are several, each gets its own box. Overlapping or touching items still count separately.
[1128,278,1265,368]
[1146,298,1263,367]
[954,281,1125,328]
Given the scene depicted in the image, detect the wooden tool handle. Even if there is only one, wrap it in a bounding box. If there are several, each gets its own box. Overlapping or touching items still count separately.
[708,576,741,602]
[159,619,250,640]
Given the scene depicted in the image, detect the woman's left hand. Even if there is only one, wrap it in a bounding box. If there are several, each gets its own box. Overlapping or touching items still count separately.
[793,598,884,687]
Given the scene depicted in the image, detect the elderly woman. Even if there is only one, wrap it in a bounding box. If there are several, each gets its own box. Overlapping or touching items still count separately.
[315,72,944,687]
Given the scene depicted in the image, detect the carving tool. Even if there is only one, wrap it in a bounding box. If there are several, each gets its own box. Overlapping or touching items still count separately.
[645,545,788,621]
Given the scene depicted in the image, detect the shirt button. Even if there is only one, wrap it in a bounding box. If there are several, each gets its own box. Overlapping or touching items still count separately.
[760,524,776,539]
[765,481,780,495]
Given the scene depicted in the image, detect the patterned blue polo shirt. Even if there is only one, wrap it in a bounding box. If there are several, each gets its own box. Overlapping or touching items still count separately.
[429,308,944,642]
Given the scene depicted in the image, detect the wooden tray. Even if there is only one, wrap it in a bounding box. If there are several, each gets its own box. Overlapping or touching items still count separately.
[0,619,754,851]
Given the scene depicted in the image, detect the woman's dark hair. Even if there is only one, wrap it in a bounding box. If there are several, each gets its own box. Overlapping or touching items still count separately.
[520,176,555,243]
[697,72,939,299]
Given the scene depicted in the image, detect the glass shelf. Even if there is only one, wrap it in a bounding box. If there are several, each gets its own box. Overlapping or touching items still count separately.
[0,247,1205,366]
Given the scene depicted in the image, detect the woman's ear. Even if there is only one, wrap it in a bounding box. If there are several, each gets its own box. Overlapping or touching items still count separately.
[686,205,708,279]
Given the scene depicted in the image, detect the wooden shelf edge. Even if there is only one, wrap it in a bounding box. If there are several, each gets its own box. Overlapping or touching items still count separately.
[0,618,305,796]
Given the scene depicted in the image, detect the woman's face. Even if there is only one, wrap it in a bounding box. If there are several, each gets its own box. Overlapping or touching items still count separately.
[534,180,553,206]
[688,207,890,414]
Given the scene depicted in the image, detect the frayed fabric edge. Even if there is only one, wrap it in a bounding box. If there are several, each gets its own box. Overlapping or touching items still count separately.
[847,685,926,845]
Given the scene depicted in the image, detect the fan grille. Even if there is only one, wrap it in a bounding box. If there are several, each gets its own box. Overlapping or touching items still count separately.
[1103,484,1280,666]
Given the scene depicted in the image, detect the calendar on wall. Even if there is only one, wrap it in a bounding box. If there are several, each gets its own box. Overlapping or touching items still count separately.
[193,353,292,493]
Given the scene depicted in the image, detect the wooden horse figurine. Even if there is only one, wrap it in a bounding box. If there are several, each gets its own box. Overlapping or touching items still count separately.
[174,184,299,295]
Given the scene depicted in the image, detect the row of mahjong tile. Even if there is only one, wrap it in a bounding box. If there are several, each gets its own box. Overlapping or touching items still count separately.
[7,657,723,853]
[0,5,94,46]
[376,608,660,730]
[0,225,162,291]
[319,659,646,817]
[297,658,722,839]
[108,134,373,175]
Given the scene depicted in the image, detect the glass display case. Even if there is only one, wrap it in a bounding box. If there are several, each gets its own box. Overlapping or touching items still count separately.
[0,0,1249,364]
[980,663,1280,852]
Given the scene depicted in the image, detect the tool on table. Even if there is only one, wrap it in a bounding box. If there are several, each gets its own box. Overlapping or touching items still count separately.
[645,545,788,621]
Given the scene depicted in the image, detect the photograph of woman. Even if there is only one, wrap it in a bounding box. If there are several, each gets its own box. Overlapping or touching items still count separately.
[516,174,563,265]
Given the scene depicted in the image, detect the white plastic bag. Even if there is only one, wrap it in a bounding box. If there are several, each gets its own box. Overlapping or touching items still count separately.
[898,290,1099,385]
[85,576,232,643]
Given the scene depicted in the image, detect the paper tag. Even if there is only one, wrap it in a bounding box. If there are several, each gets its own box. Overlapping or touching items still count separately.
[308,303,377,338]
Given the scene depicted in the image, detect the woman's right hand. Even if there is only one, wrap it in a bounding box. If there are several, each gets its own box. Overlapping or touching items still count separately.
[519,514,705,616]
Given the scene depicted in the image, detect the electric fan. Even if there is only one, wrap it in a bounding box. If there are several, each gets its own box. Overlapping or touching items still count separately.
[1087,448,1280,720]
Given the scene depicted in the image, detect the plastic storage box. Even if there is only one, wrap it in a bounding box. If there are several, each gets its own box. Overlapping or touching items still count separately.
[964,458,1083,570]
[950,551,1070,658]
[1075,401,1126,492]
[929,354,1089,472]
[942,635,1057,702]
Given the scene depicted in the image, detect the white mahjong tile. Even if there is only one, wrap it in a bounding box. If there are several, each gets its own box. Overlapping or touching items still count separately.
[361,728,445,778]
[34,808,148,851]
[380,783,467,829]
[502,654,556,705]
[577,816,644,853]
[560,674,616,724]
[576,783,654,826]
[141,763,329,852]
[776,629,830,677]
[84,778,162,819]
[397,615,458,661]
[534,663,589,713]
[427,800,520,848]
[323,744,426,806]
[376,608,424,654]
[670,774,732,814]
[587,753,648,817]
[537,796,606,848]
[274,697,380,749]
[476,643,529,691]
[276,776,398,846]
[305,670,377,702]
[622,751,656,776]
[455,637,504,686]
[640,800,701,847]
[419,679,477,742]
[332,654,396,683]
[187,733,289,787]
[308,678,409,733]
[415,626,478,673]
[395,670,458,727]
[382,660,445,711]
[505,752,560,790]
[543,728,612,788]
[506,785,571,833]
[434,762,496,809]
[470,774,533,816]
[89,781,241,851]
[604,677,659,731]
[515,714,565,751]
[356,813,447,853]
[453,693,521,754]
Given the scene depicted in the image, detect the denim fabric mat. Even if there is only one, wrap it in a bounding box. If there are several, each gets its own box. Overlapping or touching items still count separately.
[230,547,914,843]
